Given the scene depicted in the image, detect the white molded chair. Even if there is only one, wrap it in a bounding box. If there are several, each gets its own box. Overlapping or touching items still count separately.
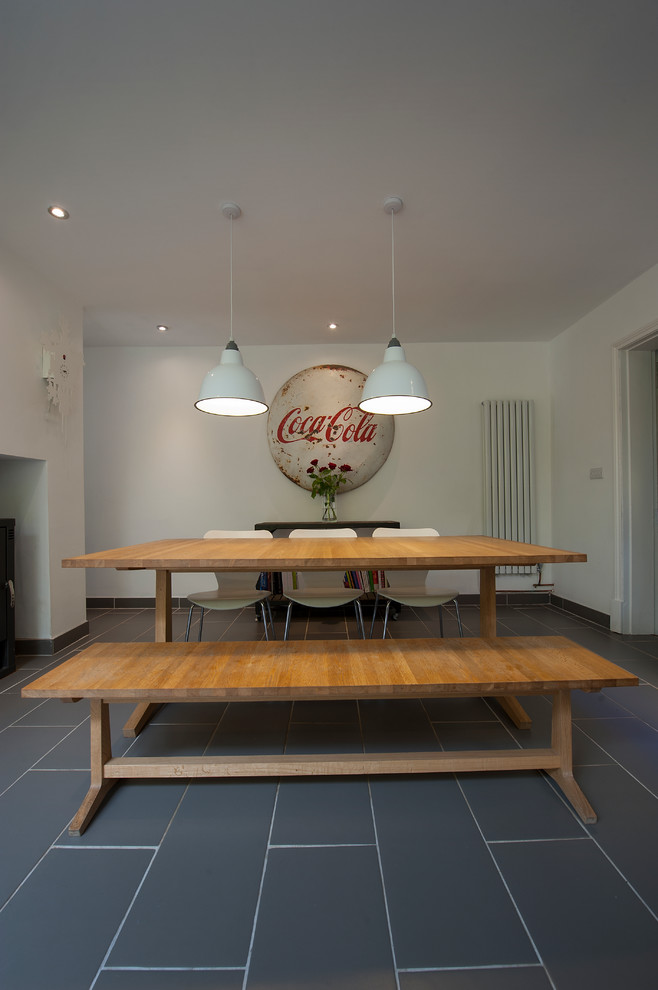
[185,530,275,641]
[283,528,365,640]
[369,527,463,638]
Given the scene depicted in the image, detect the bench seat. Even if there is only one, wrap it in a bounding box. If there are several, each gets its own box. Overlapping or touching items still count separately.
[22,636,638,834]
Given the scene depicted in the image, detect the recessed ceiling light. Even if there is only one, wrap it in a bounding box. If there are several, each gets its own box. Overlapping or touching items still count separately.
[156,325,169,333]
[328,322,338,330]
[47,205,69,220]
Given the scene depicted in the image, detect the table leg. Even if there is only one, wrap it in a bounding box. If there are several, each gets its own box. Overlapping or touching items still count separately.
[154,569,172,641]
[547,690,597,824]
[122,569,169,737]
[480,566,532,729]
[69,699,116,835]
[479,567,496,636]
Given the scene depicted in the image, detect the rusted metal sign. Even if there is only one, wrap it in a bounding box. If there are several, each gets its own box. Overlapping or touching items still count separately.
[267,365,395,491]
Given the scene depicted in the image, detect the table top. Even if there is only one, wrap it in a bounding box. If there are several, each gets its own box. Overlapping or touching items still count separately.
[62,535,587,572]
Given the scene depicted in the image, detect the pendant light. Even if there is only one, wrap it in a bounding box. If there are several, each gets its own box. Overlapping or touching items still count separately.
[359,197,432,415]
[195,203,268,417]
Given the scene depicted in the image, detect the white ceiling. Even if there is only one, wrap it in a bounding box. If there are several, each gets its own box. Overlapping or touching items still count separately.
[2,0,658,348]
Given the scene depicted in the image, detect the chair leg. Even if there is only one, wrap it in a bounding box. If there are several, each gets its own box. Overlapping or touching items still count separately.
[283,601,293,641]
[438,605,444,637]
[260,602,270,640]
[265,599,275,639]
[369,592,380,638]
[381,600,392,638]
[185,604,195,642]
[197,608,205,642]
[454,598,463,637]
[354,600,365,639]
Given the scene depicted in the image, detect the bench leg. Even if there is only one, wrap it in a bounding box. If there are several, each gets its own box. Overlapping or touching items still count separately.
[547,690,597,824]
[122,701,162,738]
[69,699,116,836]
[494,696,532,729]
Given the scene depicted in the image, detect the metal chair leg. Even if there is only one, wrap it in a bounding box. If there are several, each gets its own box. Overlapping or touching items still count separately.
[369,592,380,638]
[260,602,270,640]
[265,599,275,639]
[454,597,463,637]
[185,604,195,642]
[381,600,392,638]
[283,601,293,640]
[438,605,444,637]
[197,607,205,642]
[354,600,365,639]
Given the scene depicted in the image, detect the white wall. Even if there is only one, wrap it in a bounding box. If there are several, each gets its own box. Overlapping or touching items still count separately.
[83,341,551,600]
[550,260,658,619]
[0,244,86,640]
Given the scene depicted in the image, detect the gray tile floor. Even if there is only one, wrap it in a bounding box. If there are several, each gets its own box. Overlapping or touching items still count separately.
[1,602,658,989]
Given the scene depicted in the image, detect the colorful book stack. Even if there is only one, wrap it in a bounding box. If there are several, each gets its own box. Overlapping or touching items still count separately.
[343,570,386,592]
[257,571,284,595]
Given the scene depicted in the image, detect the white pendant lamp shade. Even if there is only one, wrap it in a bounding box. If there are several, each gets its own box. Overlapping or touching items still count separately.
[359,338,431,415]
[195,202,268,417]
[359,196,432,416]
[195,340,268,417]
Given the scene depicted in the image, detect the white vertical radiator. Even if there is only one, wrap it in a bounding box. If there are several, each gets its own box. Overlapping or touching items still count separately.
[481,400,535,575]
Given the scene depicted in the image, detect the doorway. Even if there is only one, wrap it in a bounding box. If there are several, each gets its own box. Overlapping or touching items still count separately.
[612,323,658,634]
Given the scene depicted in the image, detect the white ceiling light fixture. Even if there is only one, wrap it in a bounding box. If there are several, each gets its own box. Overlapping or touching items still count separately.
[359,197,432,416]
[47,205,69,219]
[195,203,268,417]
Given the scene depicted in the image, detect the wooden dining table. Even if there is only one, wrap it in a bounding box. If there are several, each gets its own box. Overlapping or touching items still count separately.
[63,534,587,735]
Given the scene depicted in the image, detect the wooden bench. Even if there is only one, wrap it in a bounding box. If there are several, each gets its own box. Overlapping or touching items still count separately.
[22,637,638,835]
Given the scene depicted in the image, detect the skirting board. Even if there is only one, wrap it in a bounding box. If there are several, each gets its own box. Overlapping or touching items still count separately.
[85,590,609,630]
[16,620,90,657]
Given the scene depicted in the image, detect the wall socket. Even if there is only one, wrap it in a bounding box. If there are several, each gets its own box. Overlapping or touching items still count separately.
[589,467,603,479]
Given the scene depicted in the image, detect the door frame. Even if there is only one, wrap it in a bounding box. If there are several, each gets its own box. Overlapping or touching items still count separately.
[612,319,658,633]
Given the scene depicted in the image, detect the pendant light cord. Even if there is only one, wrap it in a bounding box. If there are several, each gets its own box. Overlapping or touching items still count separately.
[229,213,234,343]
[390,207,397,341]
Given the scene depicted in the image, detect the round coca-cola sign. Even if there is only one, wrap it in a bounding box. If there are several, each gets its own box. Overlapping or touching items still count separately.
[267,365,395,491]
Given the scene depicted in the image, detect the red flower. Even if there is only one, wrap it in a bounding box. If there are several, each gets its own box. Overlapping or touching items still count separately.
[310,459,318,466]
[328,462,337,470]
[339,464,352,472]
[306,467,314,474]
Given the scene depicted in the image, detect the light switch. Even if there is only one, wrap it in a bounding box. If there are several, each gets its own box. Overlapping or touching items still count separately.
[589,467,603,479]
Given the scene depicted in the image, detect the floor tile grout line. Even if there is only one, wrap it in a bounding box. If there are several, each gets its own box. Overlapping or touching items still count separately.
[481,696,527,747]
[488,836,591,845]
[0,717,89,800]
[366,776,402,990]
[572,722,658,802]
[103,965,246,972]
[595,688,658,731]
[454,775,557,990]
[241,779,283,990]
[399,962,546,973]
[88,722,197,988]
[240,695,295,990]
[87,848,160,990]
[0,833,73,914]
[270,842,376,848]
[52,844,159,850]
[0,697,49,728]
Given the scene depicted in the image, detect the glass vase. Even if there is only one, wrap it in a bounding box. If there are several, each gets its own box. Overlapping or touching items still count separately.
[322,494,337,522]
